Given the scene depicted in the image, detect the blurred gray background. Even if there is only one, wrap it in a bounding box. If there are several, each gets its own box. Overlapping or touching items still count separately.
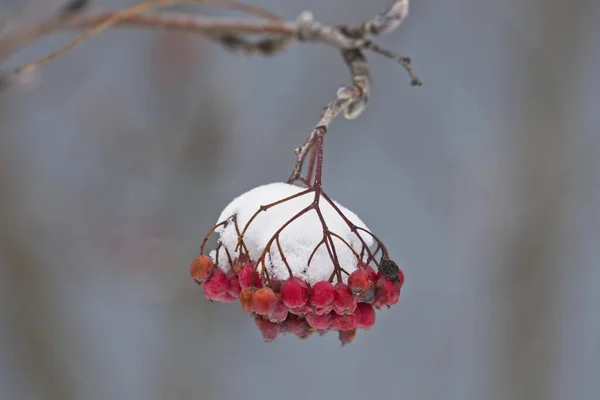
[1,0,599,399]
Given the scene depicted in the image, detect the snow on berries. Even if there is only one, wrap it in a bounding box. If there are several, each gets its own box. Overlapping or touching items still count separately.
[190,182,405,345]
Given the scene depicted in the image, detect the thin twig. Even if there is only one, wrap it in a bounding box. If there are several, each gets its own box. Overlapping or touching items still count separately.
[339,0,409,38]
[11,0,284,75]
[288,49,370,183]
[0,1,420,89]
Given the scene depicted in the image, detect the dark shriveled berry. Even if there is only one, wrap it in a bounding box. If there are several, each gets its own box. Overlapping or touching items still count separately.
[378,257,403,284]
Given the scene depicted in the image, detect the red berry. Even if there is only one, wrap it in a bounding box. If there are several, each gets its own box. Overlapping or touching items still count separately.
[396,268,405,288]
[283,315,309,336]
[360,263,378,282]
[238,263,262,289]
[313,304,334,315]
[254,315,279,342]
[333,283,358,314]
[281,277,310,309]
[375,277,401,306]
[332,312,357,331]
[268,300,289,323]
[202,269,230,300]
[305,312,332,330]
[288,303,311,316]
[220,292,237,303]
[269,279,283,293]
[309,281,335,308]
[252,288,279,316]
[348,269,369,294]
[227,271,241,297]
[239,287,256,313]
[292,320,311,338]
[355,303,376,329]
[190,255,214,282]
[339,329,357,345]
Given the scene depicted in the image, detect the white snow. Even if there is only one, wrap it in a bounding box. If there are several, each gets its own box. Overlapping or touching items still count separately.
[210,182,374,285]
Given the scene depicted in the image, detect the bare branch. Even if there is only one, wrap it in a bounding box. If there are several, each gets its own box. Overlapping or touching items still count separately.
[339,0,409,38]
[58,0,91,17]
[0,1,420,93]
[9,0,283,76]
[288,49,371,184]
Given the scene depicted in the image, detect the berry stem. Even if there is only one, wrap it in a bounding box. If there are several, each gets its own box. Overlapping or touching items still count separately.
[313,133,325,188]
[236,188,312,251]
[255,204,314,275]
[201,219,228,255]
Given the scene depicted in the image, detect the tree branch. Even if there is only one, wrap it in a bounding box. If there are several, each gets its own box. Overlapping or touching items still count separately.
[0,0,421,175]
[0,0,420,88]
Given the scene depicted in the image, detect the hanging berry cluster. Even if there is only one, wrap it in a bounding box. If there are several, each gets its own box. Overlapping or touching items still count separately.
[186,0,417,346]
[190,135,406,345]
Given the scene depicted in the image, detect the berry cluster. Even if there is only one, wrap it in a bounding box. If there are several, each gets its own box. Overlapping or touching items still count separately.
[190,253,404,344]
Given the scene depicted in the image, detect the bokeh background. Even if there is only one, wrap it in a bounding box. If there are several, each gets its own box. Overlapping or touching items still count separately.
[1,1,599,399]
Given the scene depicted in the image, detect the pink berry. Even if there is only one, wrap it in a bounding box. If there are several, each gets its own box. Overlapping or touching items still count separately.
[202,269,230,300]
[348,269,369,294]
[281,277,310,309]
[375,277,401,306]
[362,264,378,282]
[333,283,358,314]
[332,312,357,331]
[313,304,334,315]
[305,312,332,330]
[283,315,309,336]
[355,303,376,329]
[227,271,241,297]
[190,255,214,282]
[288,303,311,316]
[254,315,279,342]
[309,281,335,308]
[220,293,238,303]
[268,300,289,323]
[252,287,279,316]
[238,263,262,289]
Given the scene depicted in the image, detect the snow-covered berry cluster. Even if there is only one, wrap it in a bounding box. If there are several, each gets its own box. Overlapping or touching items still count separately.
[190,182,404,345]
